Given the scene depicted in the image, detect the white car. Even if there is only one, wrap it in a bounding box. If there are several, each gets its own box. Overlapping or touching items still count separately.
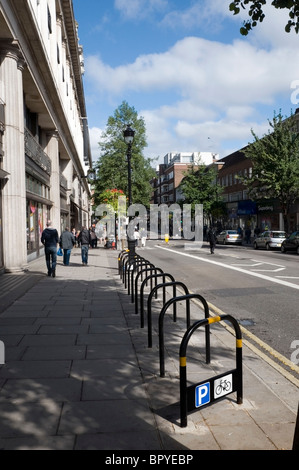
[253,231,286,250]
[216,230,242,245]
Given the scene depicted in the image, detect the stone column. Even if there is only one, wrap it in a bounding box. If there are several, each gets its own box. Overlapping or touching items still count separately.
[0,41,28,273]
[46,131,61,234]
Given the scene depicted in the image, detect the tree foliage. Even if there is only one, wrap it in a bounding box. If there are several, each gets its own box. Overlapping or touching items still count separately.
[229,0,299,35]
[93,101,155,208]
[179,161,225,224]
[242,111,299,232]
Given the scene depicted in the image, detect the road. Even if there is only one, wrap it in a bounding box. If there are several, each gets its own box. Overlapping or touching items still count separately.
[136,238,299,380]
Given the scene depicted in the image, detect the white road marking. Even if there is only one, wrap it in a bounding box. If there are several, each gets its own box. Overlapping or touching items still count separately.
[156,245,299,290]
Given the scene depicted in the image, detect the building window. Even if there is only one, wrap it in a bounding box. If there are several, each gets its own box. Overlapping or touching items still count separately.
[26,174,50,199]
[48,5,52,34]
[57,44,60,64]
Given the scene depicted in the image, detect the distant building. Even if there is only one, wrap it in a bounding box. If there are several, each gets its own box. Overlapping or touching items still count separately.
[216,149,257,231]
[0,0,92,273]
[151,152,219,205]
[217,109,299,232]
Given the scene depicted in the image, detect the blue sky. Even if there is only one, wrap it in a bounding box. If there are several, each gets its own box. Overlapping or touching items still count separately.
[73,0,299,165]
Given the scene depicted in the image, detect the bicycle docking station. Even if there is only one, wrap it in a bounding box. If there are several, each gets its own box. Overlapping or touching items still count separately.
[180,315,243,428]
[118,250,243,429]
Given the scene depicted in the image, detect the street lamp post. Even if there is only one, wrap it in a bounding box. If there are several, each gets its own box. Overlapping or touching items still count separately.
[123,125,136,260]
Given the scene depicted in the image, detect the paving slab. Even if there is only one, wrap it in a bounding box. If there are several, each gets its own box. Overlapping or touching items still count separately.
[0,246,297,453]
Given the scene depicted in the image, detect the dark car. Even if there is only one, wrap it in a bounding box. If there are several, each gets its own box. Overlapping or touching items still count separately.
[281,231,299,254]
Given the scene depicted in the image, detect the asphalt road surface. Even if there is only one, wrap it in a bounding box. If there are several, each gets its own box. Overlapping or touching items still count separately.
[136,238,299,380]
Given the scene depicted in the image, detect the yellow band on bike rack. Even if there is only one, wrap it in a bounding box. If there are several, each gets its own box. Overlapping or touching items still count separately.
[236,339,242,348]
[180,357,187,367]
[208,316,221,324]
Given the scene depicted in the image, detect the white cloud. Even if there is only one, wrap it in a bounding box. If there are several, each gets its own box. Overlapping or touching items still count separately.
[85,3,299,162]
[89,127,104,162]
[86,35,299,108]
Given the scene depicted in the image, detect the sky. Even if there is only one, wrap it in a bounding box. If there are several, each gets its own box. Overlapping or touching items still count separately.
[72,0,299,166]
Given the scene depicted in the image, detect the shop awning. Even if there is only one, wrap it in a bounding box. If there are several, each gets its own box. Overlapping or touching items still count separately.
[237,200,257,215]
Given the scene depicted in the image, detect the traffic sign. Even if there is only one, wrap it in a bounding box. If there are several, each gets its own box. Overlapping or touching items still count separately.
[214,374,233,398]
[195,382,210,408]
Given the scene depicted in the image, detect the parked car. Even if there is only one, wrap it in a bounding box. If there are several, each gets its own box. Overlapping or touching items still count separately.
[281,231,299,254]
[253,231,287,250]
[216,230,242,245]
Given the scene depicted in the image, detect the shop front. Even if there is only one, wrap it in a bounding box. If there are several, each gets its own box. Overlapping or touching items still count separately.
[257,201,279,231]
[227,202,238,228]
[26,172,52,261]
[237,200,257,231]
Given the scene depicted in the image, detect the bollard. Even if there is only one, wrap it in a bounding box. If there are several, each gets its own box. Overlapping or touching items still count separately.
[127,258,149,292]
[118,250,130,278]
[179,314,242,428]
[129,261,155,300]
[124,256,145,289]
[135,269,165,316]
[159,293,211,377]
[147,281,189,348]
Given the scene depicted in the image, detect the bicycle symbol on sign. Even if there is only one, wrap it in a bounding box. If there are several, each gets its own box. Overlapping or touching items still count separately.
[214,374,233,398]
[215,379,231,396]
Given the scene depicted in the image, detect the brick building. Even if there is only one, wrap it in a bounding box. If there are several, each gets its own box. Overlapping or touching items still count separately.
[151,152,217,205]
[217,144,299,233]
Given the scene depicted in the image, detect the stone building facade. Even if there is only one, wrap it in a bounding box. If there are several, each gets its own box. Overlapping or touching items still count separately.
[0,0,92,273]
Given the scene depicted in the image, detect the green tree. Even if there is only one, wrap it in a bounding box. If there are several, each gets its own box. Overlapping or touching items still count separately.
[93,101,155,208]
[242,111,299,232]
[179,161,225,225]
[229,0,299,35]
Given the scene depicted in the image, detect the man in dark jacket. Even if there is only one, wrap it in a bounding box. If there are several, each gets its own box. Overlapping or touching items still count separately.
[78,226,91,265]
[207,227,217,254]
[41,221,59,277]
[60,227,75,266]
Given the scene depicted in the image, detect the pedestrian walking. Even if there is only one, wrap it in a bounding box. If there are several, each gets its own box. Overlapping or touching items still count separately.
[140,228,147,247]
[96,223,104,245]
[245,227,251,244]
[76,230,81,247]
[207,227,217,254]
[90,226,97,248]
[78,226,91,265]
[71,228,77,247]
[41,221,59,277]
[134,228,140,247]
[60,227,76,266]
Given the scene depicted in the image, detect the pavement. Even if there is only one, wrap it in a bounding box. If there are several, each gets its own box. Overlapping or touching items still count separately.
[0,244,298,453]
